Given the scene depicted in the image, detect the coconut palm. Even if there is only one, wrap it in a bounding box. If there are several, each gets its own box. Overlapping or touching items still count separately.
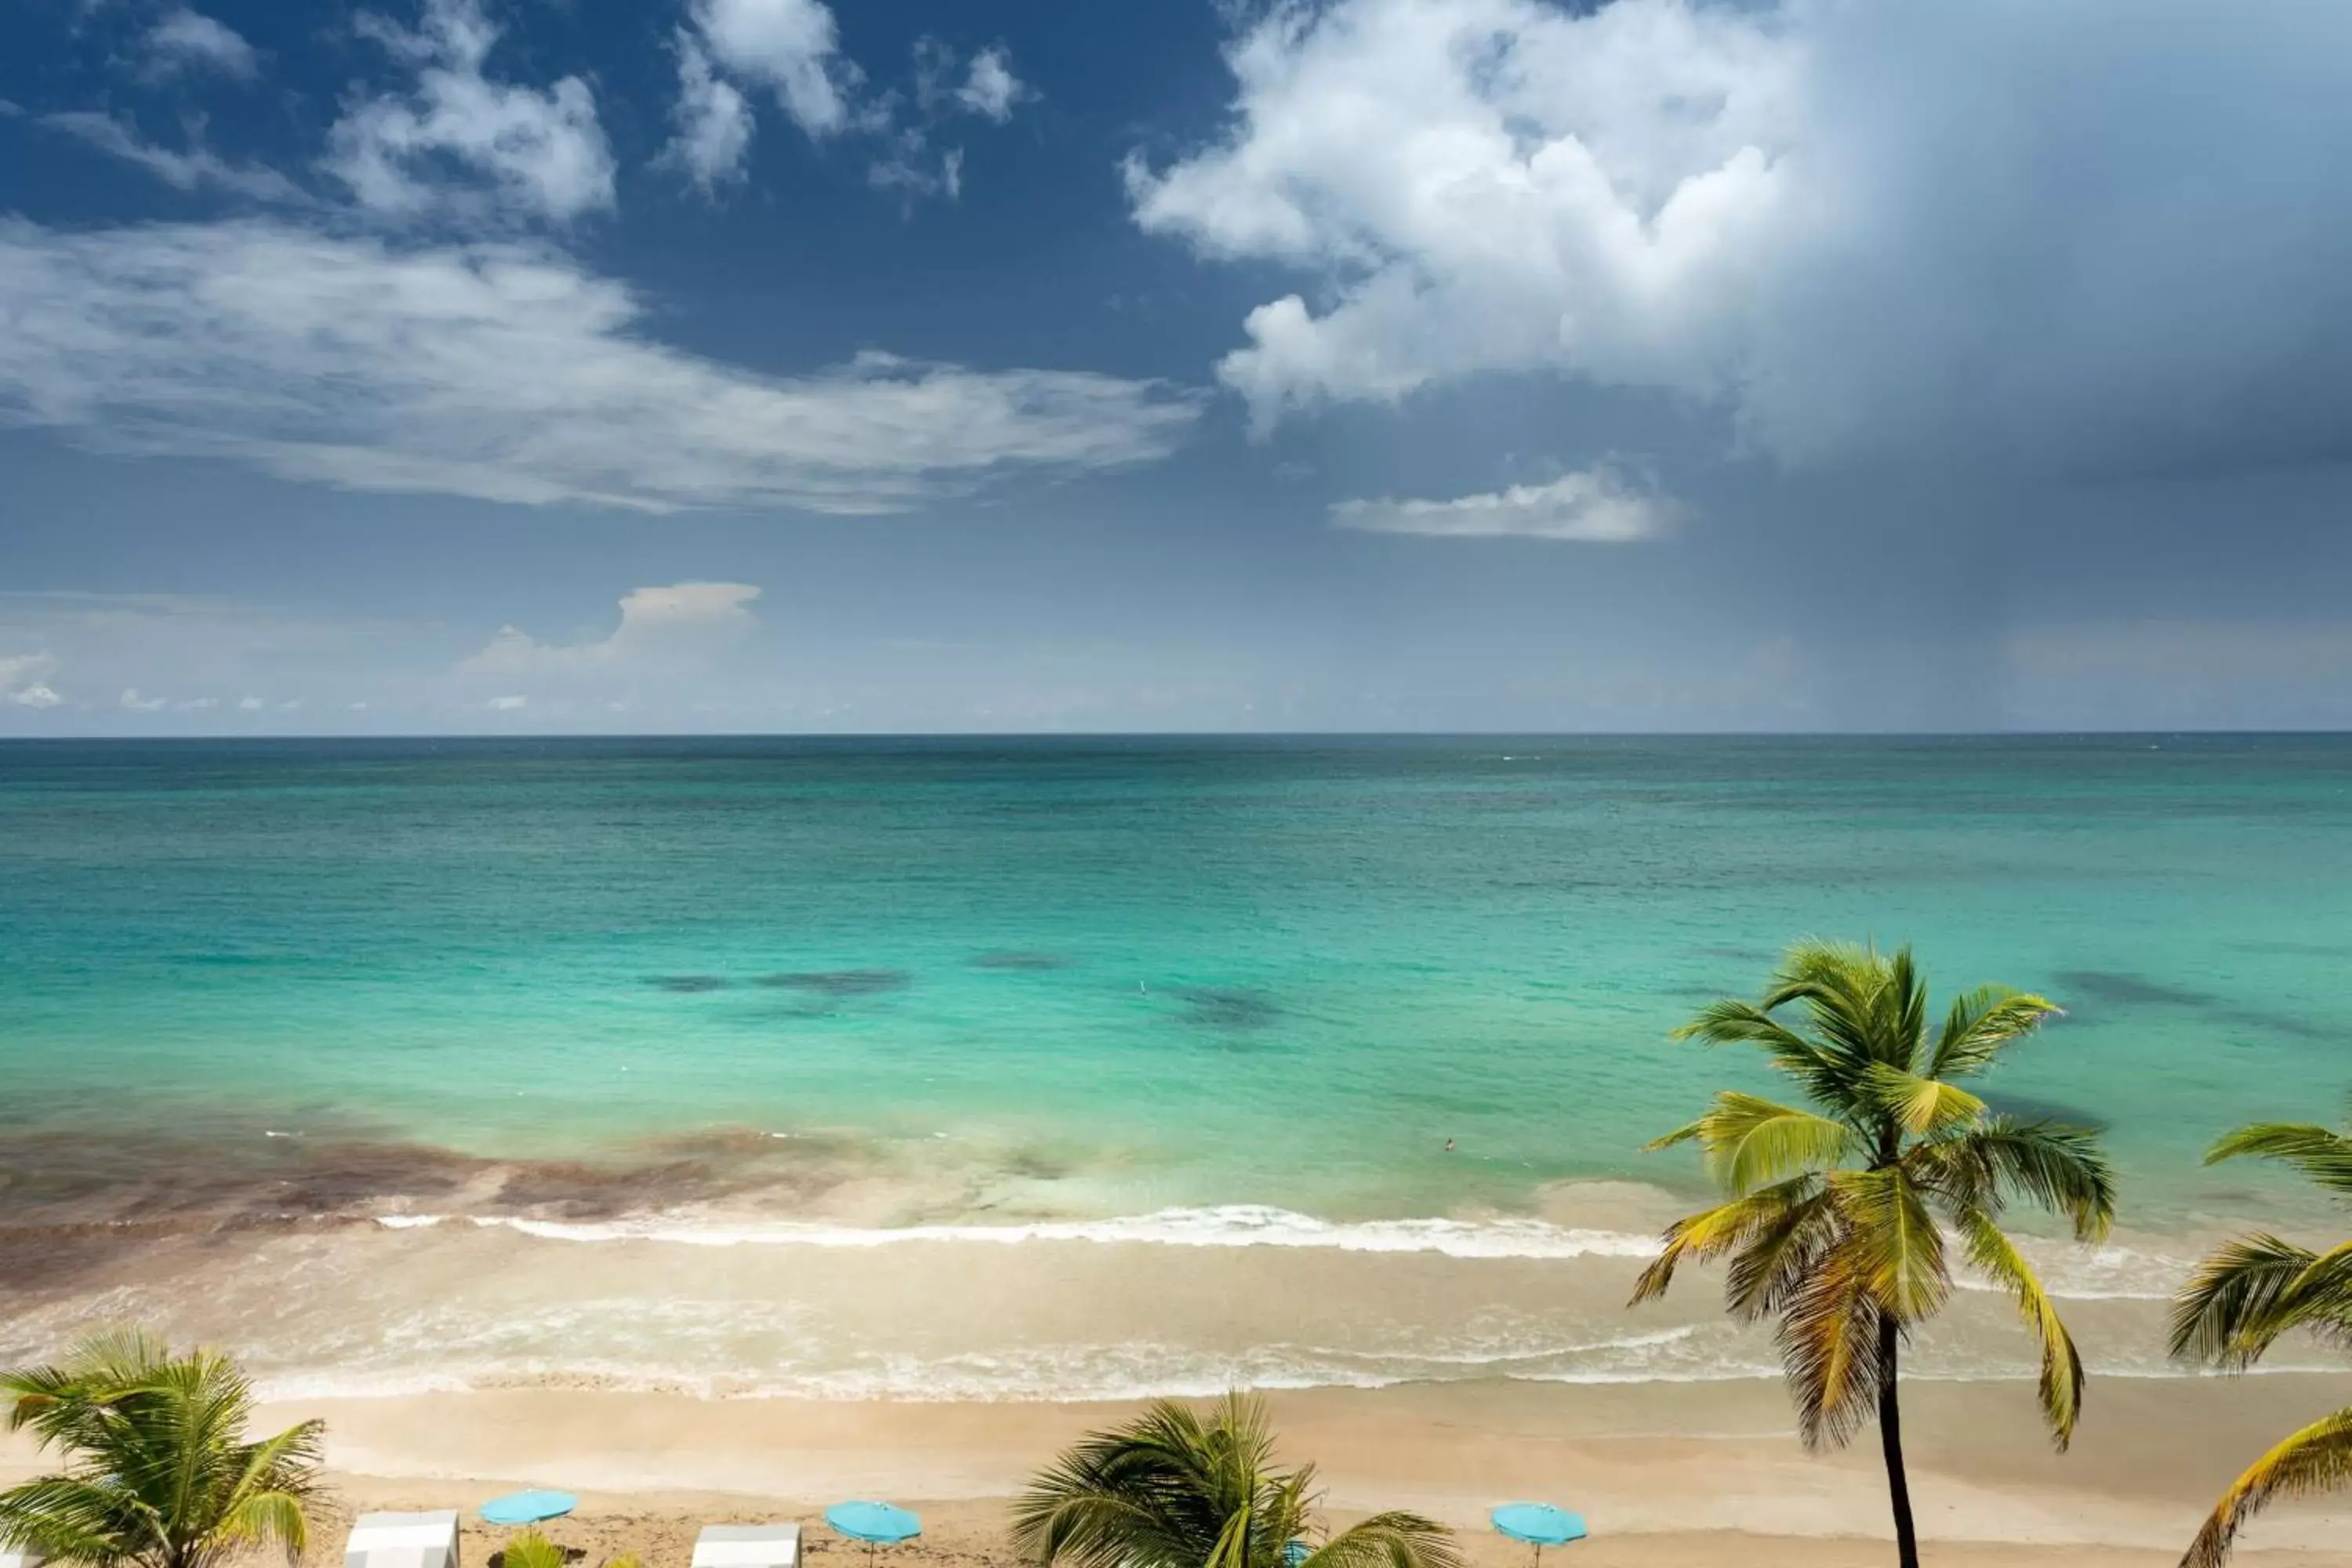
[1631,942,2115,1568]
[2169,1102,2352,1566]
[0,1329,322,1568]
[1011,1392,1460,1568]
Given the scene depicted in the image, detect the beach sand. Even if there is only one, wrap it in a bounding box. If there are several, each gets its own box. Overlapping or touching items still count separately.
[13,1375,2349,1568]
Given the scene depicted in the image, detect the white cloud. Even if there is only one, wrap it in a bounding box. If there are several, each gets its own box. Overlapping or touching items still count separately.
[44,113,303,202]
[120,688,166,711]
[328,0,616,226]
[144,9,260,81]
[1132,0,2352,471]
[486,693,528,710]
[238,695,265,710]
[663,33,756,191]
[463,582,762,678]
[955,46,1025,122]
[1331,466,1673,541]
[688,0,848,138]
[0,652,63,709]
[0,220,1200,514]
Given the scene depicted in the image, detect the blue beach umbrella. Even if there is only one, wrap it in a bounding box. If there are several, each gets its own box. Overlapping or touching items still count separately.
[1490,1504,1586,1566]
[1283,1541,1312,1567]
[481,1491,577,1526]
[825,1502,922,1568]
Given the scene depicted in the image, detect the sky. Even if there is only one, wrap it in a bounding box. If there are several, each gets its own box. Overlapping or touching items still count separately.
[5,0,2352,734]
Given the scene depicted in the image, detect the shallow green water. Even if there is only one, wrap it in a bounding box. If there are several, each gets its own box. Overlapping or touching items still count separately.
[5,735,2347,1229]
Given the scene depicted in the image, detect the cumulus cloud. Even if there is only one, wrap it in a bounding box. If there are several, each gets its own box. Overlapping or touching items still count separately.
[43,113,303,201]
[953,46,1025,122]
[1331,466,1673,541]
[143,9,259,81]
[485,693,527,710]
[0,652,63,709]
[688,0,850,138]
[1132,0,2352,473]
[120,688,166,711]
[328,0,616,226]
[663,33,756,191]
[0,220,1200,514]
[463,582,764,678]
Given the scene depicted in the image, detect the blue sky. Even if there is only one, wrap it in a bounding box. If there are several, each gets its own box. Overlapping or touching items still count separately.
[5,0,2352,732]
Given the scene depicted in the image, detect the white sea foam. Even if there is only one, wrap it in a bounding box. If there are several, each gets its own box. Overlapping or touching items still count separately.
[371,1203,1670,1260]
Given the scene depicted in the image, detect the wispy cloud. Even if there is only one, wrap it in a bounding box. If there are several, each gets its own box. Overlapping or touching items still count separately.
[43,112,304,202]
[0,220,1201,514]
[1331,467,1675,542]
[143,9,260,82]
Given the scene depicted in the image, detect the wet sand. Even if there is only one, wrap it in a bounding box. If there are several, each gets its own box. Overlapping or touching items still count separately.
[11,1377,2349,1566]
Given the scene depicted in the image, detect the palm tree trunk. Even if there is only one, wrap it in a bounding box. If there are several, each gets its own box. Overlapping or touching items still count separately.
[1876,1316,1918,1568]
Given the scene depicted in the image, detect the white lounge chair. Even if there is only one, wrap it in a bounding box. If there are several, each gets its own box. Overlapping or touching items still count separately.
[692,1524,801,1568]
[0,1543,46,1568]
[347,1511,461,1568]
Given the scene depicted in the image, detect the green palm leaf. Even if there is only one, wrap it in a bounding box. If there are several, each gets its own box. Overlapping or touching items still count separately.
[1954,1207,2085,1448]
[2180,1408,2352,1568]
[2205,1122,2352,1194]
[1015,1396,1454,1568]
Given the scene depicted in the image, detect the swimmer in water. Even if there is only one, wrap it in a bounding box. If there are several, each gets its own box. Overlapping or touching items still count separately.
[1443,1138,1455,1152]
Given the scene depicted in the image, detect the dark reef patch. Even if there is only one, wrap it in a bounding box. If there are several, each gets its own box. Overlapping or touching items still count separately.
[2052,970,2216,1008]
[971,952,1073,971]
[1980,1091,2111,1133]
[1176,987,1282,1032]
[648,975,729,993]
[757,969,910,996]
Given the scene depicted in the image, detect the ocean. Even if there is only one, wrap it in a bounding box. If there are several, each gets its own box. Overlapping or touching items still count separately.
[3,734,2348,1399]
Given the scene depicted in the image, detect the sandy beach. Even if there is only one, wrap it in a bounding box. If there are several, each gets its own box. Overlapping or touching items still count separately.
[10,1375,2351,1566]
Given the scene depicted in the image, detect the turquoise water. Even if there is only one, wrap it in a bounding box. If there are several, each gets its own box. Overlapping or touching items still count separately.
[5,735,2350,1229]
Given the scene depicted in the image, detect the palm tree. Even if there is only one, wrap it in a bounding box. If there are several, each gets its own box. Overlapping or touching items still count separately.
[1011,1392,1460,1568]
[1630,942,2115,1568]
[2169,1102,2352,1566]
[0,1329,323,1568]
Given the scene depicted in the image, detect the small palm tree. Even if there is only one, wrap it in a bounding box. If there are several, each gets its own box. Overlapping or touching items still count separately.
[0,1329,323,1568]
[1632,942,2115,1568]
[2169,1102,2352,1566]
[1011,1392,1460,1568]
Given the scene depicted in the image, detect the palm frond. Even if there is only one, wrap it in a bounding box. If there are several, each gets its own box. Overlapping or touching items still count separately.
[1773,1243,1885,1451]
[1669,1000,1853,1112]
[2181,1406,2352,1568]
[1955,1207,2085,1448]
[1298,1515,1461,1568]
[2205,1123,2352,1194]
[1831,1166,1951,1324]
[1925,986,2057,1080]
[1860,1064,1985,1138]
[502,1531,566,1568]
[1922,1120,2116,1241]
[2170,1236,2352,1368]
[1671,1092,1856,1195]
[1628,1178,1826,1307]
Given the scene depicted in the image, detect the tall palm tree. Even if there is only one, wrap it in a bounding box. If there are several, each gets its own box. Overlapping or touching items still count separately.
[0,1329,323,1568]
[1011,1393,1460,1568]
[2169,1102,2352,1567]
[1631,942,2116,1568]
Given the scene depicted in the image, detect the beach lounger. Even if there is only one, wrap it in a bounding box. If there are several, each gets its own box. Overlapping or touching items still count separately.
[0,1544,46,1568]
[347,1510,461,1568]
[692,1524,802,1568]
